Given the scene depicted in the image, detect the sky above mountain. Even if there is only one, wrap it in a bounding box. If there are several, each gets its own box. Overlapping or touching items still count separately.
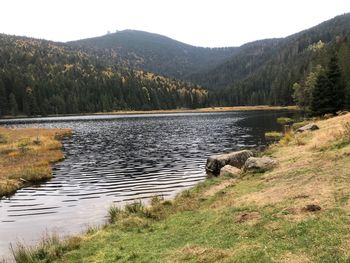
[1,0,350,47]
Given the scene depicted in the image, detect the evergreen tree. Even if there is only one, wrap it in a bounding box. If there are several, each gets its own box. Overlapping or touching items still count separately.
[311,73,329,116]
[327,54,345,111]
[311,55,346,116]
[0,80,8,116]
[8,93,18,116]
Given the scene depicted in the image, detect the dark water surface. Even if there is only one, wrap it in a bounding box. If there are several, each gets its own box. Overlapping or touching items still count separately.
[0,111,294,258]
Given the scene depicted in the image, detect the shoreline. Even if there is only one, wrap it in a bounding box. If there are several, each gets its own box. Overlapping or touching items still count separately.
[0,105,298,120]
[7,113,349,262]
[0,128,72,197]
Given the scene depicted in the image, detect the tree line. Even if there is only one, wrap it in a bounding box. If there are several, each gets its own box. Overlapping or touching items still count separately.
[0,35,208,117]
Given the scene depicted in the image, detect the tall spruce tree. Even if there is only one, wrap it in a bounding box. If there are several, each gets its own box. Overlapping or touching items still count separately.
[311,73,330,116]
[8,93,18,116]
[311,54,345,116]
[327,55,346,111]
[0,80,8,116]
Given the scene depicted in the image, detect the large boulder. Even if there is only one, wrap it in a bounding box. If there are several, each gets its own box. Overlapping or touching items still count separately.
[206,150,253,175]
[219,165,241,177]
[297,123,319,133]
[243,156,276,172]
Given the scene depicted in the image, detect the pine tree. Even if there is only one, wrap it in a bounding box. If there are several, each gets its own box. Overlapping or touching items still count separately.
[0,80,8,116]
[311,73,329,116]
[311,54,346,116]
[8,93,18,116]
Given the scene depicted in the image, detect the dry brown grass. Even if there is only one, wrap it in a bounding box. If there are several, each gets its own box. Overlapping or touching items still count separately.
[231,113,350,210]
[0,127,71,197]
[94,105,298,115]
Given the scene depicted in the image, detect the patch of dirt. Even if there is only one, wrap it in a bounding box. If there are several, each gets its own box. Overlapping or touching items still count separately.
[302,204,321,212]
[163,244,230,263]
[280,252,312,263]
[204,179,236,197]
[235,211,261,223]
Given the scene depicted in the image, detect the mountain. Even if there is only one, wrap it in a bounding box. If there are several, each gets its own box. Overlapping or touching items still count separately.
[0,34,208,117]
[1,13,350,117]
[68,30,238,79]
[192,13,350,106]
[69,14,350,107]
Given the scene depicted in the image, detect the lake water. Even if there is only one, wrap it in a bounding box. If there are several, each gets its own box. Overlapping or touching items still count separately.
[0,111,294,259]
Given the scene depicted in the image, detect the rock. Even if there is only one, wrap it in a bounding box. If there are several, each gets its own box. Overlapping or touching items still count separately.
[323,113,334,119]
[337,111,349,116]
[296,123,319,133]
[243,156,276,172]
[219,165,241,177]
[206,150,253,175]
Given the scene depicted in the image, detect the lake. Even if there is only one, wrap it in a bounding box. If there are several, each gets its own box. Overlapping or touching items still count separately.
[0,110,295,259]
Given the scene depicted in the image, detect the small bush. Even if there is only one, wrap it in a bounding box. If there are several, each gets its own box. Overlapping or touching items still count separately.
[17,139,30,154]
[11,232,82,263]
[33,136,41,145]
[108,205,121,223]
[279,131,294,146]
[125,201,145,215]
[181,189,192,198]
[277,117,294,125]
[265,131,283,141]
[0,134,8,144]
[150,195,164,206]
[85,224,100,235]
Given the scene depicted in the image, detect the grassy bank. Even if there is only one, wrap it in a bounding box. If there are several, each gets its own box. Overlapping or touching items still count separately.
[0,105,298,120]
[9,113,350,263]
[94,105,298,115]
[0,127,71,197]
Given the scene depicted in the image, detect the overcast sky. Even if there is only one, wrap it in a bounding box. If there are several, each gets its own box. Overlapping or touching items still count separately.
[1,0,350,47]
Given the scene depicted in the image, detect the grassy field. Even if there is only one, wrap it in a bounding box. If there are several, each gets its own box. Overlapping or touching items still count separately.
[0,127,71,197]
[8,113,350,263]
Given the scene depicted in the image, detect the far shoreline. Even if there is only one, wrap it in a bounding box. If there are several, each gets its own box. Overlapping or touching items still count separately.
[0,105,298,120]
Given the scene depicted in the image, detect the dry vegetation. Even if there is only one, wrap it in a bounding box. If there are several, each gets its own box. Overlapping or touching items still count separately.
[0,127,71,197]
[94,105,298,115]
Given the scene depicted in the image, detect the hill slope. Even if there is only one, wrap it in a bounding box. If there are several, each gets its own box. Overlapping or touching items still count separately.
[69,14,350,107]
[0,34,208,117]
[192,13,350,106]
[69,30,238,79]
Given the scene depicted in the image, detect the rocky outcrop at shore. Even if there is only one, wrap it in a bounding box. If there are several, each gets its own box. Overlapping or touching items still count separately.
[296,123,319,133]
[243,156,277,172]
[219,165,241,177]
[206,149,277,176]
[206,150,253,175]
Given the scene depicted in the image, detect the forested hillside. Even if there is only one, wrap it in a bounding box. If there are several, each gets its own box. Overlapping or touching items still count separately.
[70,14,350,108]
[69,30,238,79]
[1,14,350,117]
[197,13,350,106]
[0,35,208,117]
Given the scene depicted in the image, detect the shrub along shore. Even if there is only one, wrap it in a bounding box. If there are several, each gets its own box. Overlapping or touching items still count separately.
[0,127,71,197]
[6,113,350,262]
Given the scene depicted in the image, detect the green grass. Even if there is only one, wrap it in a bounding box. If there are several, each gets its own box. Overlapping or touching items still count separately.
[265,131,283,141]
[57,196,350,263]
[277,117,294,125]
